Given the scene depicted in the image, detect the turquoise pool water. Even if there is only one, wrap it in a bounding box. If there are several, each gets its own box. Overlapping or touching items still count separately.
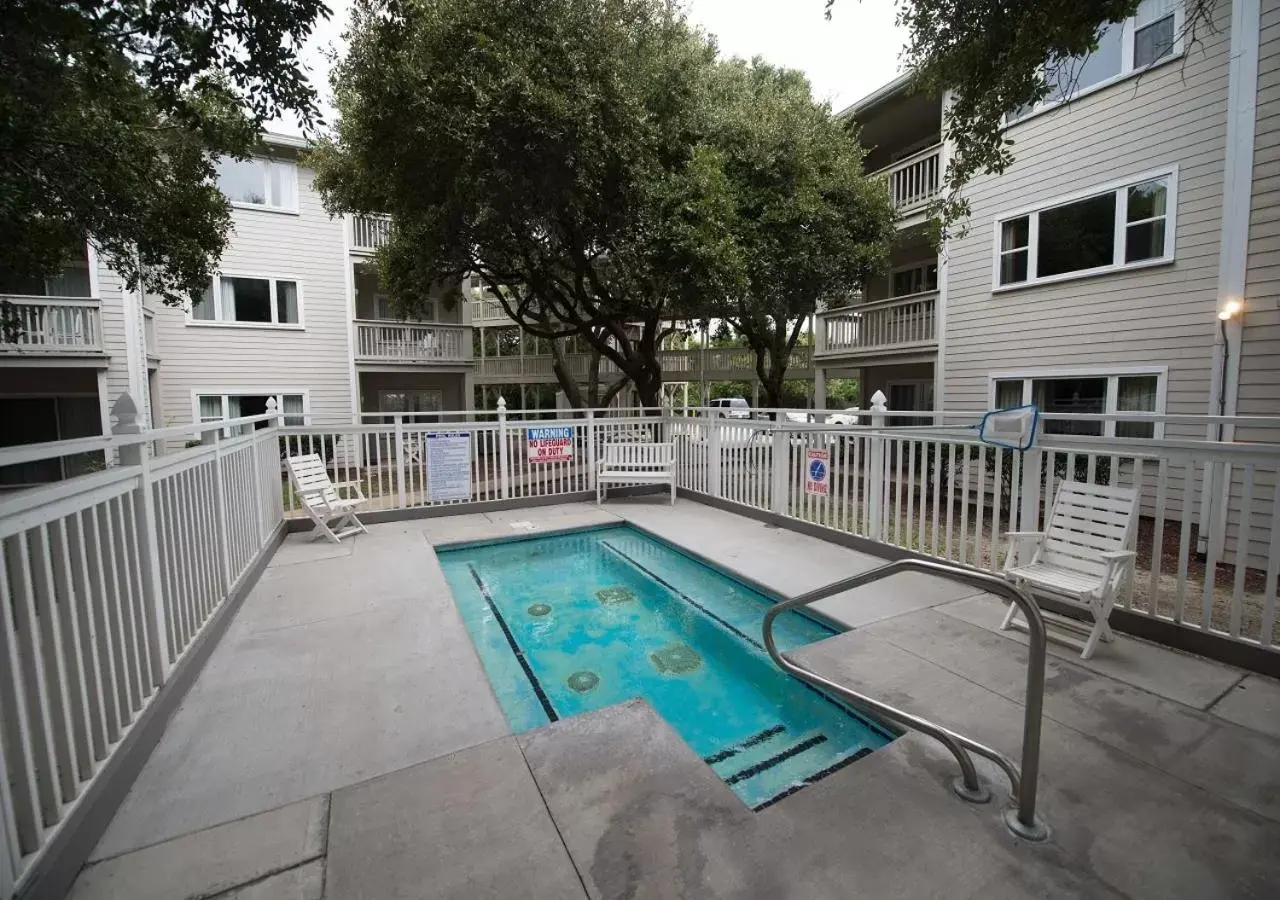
[438,525,893,810]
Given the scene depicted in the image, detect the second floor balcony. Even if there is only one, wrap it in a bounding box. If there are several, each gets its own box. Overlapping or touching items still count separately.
[875,143,942,216]
[354,320,471,365]
[1,296,104,356]
[474,345,814,383]
[350,214,391,252]
[815,292,938,361]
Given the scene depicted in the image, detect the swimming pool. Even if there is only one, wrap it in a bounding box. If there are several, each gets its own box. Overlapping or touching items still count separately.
[438,524,894,810]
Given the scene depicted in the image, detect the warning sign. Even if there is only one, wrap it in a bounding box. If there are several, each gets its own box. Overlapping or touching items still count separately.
[805,448,830,495]
[526,426,574,463]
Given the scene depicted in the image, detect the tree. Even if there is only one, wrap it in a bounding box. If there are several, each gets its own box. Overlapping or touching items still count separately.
[312,0,735,408]
[825,0,1215,224]
[706,59,895,408]
[1,0,330,307]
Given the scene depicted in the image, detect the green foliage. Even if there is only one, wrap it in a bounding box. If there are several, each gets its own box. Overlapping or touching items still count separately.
[1,0,330,304]
[312,0,730,406]
[705,59,895,406]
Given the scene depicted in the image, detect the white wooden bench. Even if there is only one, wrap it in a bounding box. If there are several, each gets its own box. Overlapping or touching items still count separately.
[597,442,676,505]
[1001,480,1140,659]
[286,453,370,543]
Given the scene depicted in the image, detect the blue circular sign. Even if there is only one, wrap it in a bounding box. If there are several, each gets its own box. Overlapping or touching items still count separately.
[809,458,827,482]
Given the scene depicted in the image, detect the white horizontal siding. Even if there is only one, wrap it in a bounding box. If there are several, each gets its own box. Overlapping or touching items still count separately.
[153,165,355,427]
[1239,0,1280,443]
[942,4,1234,445]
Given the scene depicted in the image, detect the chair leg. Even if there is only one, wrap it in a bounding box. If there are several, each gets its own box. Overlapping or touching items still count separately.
[669,480,676,505]
[1000,600,1020,631]
[1080,616,1108,660]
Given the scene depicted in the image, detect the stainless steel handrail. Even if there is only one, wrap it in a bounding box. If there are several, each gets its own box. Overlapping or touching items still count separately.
[762,557,1049,841]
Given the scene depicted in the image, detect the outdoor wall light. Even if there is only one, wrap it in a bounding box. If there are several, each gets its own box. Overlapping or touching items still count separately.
[1218,299,1243,321]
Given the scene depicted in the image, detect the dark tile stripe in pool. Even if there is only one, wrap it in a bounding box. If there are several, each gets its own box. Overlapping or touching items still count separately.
[466,564,559,722]
[751,747,876,812]
[599,541,765,650]
[703,724,788,765]
[600,540,896,744]
[724,734,828,785]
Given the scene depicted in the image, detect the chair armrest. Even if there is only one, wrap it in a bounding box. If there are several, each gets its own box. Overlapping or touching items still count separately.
[1004,531,1045,539]
[331,480,367,502]
[1099,550,1136,560]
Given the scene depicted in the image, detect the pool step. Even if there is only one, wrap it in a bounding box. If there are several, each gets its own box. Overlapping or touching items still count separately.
[704,726,877,811]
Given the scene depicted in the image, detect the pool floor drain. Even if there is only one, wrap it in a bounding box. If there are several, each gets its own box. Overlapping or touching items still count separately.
[527,603,552,617]
[567,671,599,693]
[595,586,636,605]
[650,643,702,674]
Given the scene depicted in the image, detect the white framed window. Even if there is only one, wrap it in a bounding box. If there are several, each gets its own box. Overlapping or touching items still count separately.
[1010,0,1182,122]
[196,392,308,428]
[191,275,303,327]
[215,157,298,211]
[990,367,1166,438]
[891,262,938,298]
[993,169,1176,290]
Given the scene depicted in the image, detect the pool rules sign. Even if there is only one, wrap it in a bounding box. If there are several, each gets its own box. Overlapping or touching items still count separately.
[526,426,574,463]
[805,448,830,495]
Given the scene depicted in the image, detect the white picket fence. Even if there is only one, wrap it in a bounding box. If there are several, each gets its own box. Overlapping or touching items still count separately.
[671,407,1280,652]
[280,404,667,516]
[0,396,284,894]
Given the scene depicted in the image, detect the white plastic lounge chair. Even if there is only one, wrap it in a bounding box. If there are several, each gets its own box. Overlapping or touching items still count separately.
[1001,480,1139,659]
[286,453,369,543]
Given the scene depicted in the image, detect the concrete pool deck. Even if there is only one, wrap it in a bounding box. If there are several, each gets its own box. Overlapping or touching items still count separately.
[68,499,1280,898]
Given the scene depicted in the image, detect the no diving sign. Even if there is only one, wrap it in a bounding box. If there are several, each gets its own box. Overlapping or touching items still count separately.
[805,448,830,495]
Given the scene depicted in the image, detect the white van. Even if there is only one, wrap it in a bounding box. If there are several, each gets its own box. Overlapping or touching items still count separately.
[709,397,750,419]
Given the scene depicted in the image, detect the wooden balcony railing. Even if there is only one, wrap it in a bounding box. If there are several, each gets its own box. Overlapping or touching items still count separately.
[872,143,942,214]
[350,215,391,251]
[354,320,470,363]
[815,293,937,357]
[0,296,103,354]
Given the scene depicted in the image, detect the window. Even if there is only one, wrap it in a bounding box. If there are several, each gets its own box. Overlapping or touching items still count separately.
[198,393,306,428]
[1012,0,1181,119]
[192,276,301,326]
[0,397,103,485]
[992,371,1162,438]
[995,172,1174,288]
[891,263,938,297]
[215,157,298,211]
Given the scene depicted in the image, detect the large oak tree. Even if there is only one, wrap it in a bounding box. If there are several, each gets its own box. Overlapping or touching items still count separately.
[312,0,737,408]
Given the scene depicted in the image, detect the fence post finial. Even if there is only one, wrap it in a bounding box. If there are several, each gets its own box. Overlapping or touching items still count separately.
[111,391,142,434]
[497,395,507,412]
[870,390,888,412]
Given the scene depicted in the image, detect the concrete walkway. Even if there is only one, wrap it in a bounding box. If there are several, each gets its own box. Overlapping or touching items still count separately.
[70,500,1280,898]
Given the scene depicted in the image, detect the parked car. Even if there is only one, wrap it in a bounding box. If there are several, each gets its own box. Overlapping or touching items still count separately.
[709,397,751,419]
[825,408,860,426]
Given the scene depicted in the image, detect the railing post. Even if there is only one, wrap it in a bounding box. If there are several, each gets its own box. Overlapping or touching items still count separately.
[1018,448,1045,559]
[394,414,407,509]
[112,393,169,685]
[497,396,510,500]
[867,391,889,542]
[202,424,233,592]
[771,425,789,516]
[586,409,597,492]
[708,417,723,499]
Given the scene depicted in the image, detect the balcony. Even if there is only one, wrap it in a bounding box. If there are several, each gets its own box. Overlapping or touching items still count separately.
[815,293,937,361]
[873,143,942,216]
[350,214,391,252]
[474,346,815,383]
[469,296,512,324]
[0,296,104,356]
[354,320,471,364]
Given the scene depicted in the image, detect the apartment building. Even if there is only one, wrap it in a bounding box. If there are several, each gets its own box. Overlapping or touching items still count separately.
[818,0,1279,435]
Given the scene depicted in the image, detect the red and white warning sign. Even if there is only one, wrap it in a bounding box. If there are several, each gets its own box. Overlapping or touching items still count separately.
[805,448,830,495]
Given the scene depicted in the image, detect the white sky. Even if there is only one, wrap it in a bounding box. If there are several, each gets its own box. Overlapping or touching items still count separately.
[275,0,907,136]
